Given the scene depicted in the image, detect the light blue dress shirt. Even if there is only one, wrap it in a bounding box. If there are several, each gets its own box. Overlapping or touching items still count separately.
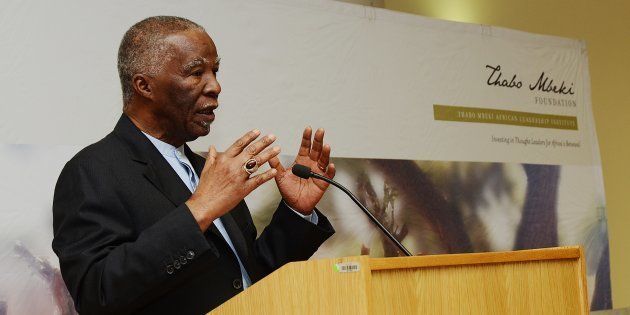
[142,132,317,289]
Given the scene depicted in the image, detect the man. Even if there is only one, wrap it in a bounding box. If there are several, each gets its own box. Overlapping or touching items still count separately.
[52,16,336,314]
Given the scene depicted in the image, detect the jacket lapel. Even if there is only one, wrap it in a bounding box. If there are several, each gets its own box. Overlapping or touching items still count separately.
[219,212,251,261]
[112,114,192,207]
[142,163,191,207]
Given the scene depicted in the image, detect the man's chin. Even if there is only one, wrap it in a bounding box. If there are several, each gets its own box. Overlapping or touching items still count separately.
[188,122,212,139]
[200,123,212,136]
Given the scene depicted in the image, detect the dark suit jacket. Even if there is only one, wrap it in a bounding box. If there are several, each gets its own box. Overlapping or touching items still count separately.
[52,114,335,314]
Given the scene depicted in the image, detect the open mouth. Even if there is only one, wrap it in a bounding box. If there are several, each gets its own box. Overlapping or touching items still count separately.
[195,105,217,128]
[197,106,217,120]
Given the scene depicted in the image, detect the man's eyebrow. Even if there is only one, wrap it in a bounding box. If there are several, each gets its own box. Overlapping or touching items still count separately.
[182,57,209,72]
[182,56,221,72]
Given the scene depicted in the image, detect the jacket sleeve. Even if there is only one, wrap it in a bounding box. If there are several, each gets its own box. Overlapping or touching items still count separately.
[251,201,335,276]
[52,158,214,314]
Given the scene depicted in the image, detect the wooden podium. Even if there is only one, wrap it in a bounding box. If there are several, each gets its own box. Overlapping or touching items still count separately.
[210,246,588,314]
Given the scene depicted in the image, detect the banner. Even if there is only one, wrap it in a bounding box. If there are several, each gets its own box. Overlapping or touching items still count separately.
[0,0,611,312]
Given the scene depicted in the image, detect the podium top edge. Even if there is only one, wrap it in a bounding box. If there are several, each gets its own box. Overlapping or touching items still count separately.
[369,246,582,271]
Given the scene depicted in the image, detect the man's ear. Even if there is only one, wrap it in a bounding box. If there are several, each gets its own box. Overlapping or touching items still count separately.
[132,74,154,100]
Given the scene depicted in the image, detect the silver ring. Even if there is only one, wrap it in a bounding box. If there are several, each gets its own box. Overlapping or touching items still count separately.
[243,158,259,175]
[317,164,327,172]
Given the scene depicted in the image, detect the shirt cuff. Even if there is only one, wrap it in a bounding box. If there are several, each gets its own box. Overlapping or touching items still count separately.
[283,200,319,225]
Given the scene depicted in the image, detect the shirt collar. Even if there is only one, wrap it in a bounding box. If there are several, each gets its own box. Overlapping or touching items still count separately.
[141,132,185,158]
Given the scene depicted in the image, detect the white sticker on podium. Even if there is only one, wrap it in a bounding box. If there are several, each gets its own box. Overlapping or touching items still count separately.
[334,262,360,273]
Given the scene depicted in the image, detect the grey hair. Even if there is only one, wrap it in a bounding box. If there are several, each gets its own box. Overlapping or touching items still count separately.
[117,16,205,106]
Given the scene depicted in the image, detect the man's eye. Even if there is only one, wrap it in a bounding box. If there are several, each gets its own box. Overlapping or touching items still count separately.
[192,70,203,76]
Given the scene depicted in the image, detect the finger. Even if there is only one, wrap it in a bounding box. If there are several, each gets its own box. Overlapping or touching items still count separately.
[314,162,335,191]
[203,145,218,172]
[246,168,277,192]
[268,156,286,173]
[309,128,325,161]
[243,134,276,158]
[254,146,281,167]
[325,163,336,179]
[297,126,312,157]
[225,129,261,157]
[316,144,331,172]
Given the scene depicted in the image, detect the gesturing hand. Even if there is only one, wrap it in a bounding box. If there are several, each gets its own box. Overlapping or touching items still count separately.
[186,129,280,231]
[268,127,336,215]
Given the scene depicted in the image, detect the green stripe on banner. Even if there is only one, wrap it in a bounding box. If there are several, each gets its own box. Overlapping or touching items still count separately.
[433,104,578,130]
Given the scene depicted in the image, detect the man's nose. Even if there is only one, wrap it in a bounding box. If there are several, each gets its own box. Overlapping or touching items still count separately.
[203,74,221,97]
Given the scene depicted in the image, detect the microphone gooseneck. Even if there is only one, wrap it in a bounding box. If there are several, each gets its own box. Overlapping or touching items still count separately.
[291,164,413,256]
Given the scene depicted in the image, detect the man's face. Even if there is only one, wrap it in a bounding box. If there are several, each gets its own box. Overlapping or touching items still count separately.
[149,29,221,144]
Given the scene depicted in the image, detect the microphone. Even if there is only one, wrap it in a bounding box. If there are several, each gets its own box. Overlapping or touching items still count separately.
[292,164,412,256]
